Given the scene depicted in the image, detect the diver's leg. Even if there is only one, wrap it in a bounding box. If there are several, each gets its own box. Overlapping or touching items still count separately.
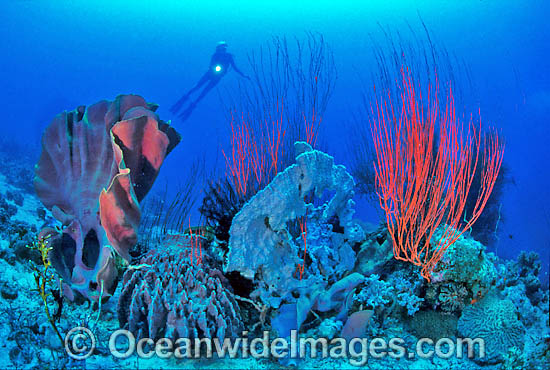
[192,79,220,105]
[188,73,210,93]
[170,72,210,113]
[178,80,220,121]
[170,94,189,113]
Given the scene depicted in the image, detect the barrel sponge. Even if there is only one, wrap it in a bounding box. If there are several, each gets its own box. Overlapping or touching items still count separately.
[117,244,243,343]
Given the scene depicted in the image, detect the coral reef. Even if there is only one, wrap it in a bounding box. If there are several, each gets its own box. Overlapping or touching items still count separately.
[0,194,40,266]
[34,94,180,301]
[0,91,546,370]
[0,124,548,368]
[225,142,364,309]
[352,225,394,276]
[271,272,365,337]
[354,272,424,318]
[492,252,549,337]
[502,251,546,305]
[430,230,498,287]
[0,138,36,194]
[437,283,469,313]
[340,309,373,340]
[457,292,525,364]
[370,50,504,280]
[354,274,393,308]
[408,310,458,342]
[426,228,498,310]
[117,243,243,342]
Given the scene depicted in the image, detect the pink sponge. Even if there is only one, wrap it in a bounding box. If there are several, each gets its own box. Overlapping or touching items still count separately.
[34,94,180,301]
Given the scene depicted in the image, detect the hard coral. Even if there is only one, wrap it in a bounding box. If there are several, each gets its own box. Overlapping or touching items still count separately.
[34,95,180,301]
[458,292,525,364]
[438,283,468,313]
[117,244,243,342]
[408,310,458,342]
[429,228,497,303]
[354,273,424,316]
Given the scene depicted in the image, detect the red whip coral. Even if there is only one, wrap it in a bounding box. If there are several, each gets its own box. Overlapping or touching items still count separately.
[222,96,324,200]
[34,95,180,301]
[222,103,286,198]
[371,67,504,281]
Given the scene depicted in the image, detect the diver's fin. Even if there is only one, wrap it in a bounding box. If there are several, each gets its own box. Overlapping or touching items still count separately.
[170,94,189,114]
[179,101,197,122]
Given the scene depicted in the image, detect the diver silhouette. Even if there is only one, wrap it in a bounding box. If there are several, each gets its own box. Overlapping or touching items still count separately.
[170,41,250,121]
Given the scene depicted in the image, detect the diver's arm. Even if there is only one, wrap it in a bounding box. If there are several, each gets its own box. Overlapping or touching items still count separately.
[230,56,250,79]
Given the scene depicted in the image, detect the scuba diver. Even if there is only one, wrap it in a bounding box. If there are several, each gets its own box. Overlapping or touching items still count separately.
[171,41,250,121]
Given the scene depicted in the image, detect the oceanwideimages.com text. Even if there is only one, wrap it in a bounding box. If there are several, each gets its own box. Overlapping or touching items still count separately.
[65,327,488,366]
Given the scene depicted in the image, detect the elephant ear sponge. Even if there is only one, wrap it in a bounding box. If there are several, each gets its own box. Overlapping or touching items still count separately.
[34,94,180,301]
[458,292,525,364]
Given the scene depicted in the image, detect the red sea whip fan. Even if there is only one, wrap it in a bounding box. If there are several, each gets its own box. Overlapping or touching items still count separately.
[371,66,504,281]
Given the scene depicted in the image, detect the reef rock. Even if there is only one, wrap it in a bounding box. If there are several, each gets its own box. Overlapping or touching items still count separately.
[428,227,498,305]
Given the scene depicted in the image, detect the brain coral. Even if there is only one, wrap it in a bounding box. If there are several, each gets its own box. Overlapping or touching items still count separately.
[117,244,243,342]
[457,292,525,364]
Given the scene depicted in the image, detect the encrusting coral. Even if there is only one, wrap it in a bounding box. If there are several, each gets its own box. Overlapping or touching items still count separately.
[426,228,498,309]
[34,94,180,301]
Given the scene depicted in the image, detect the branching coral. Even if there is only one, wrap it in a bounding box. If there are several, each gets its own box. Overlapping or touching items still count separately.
[355,274,393,309]
[371,63,504,280]
[224,33,336,170]
[359,25,504,281]
[349,23,467,204]
[354,273,424,316]
[199,178,248,243]
[208,33,336,251]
